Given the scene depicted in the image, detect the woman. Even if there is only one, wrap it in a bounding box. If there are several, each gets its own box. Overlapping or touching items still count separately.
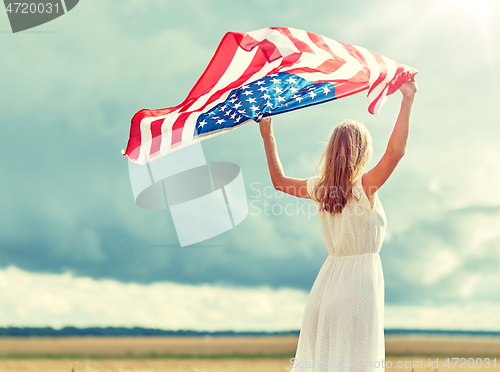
[259,77,417,371]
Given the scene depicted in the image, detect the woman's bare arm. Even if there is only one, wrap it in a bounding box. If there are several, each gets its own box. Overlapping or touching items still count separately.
[363,77,418,199]
[259,117,310,199]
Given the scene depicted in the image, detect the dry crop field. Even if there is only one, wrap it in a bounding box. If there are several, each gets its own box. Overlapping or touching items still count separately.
[0,335,498,372]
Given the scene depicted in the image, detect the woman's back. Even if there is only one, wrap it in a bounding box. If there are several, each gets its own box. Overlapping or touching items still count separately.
[308,173,387,257]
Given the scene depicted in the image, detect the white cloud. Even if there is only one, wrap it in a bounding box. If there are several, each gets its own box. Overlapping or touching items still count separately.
[0,266,308,332]
[1,266,500,332]
[420,248,461,285]
[385,303,500,331]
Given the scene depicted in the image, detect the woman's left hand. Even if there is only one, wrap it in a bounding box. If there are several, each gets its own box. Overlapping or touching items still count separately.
[399,75,417,98]
[259,116,273,138]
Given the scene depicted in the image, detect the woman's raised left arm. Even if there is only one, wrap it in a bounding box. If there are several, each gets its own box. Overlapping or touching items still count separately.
[259,117,310,199]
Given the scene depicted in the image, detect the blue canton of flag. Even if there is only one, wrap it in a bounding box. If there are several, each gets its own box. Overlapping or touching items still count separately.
[195,72,336,136]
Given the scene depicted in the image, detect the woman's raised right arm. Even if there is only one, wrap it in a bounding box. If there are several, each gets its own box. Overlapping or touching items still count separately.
[363,77,418,199]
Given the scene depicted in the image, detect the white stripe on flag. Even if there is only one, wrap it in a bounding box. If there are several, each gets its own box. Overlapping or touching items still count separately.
[158,109,181,157]
[186,47,259,112]
[355,46,381,89]
[247,27,300,57]
[138,115,161,164]
[369,55,398,114]
[288,35,362,82]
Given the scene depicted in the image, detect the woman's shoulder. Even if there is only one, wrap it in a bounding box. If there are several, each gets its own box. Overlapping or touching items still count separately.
[355,172,379,210]
[307,175,321,197]
[307,175,321,186]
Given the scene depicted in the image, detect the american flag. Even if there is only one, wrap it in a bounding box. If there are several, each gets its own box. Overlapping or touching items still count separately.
[123,27,417,165]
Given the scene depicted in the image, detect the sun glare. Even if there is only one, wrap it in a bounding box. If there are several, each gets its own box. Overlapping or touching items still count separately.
[452,0,492,19]
[465,0,491,16]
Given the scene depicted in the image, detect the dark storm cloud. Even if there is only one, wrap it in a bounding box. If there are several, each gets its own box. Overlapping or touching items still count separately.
[1,0,500,310]
[382,205,500,305]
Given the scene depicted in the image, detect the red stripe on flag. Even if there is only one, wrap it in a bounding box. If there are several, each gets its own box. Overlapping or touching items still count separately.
[125,32,242,159]
[149,118,164,156]
[169,43,272,144]
[368,65,407,114]
[368,94,381,114]
[307,32,345,64]
[171,45,271,143]
[271,27,314,54]
[386,64,414,95]
[177,33,281,115]
[339,41,370,80]
[185,32,242,100]
[171,112,190,145]
[367,51,388,97]
[125,135,142,162]
[332,79,370,99]
[268,52,302,75]
[285,58,346,76]
[237,33,282,62]
[318,73,369,99]
[309,41,371,98]
[124,108,176,161]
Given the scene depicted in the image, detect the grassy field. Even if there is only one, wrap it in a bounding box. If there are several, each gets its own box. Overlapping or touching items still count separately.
[0,356,498,372]
[0,336,498,371]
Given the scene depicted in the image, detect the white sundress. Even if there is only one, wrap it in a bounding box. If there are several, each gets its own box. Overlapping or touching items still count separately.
[291,172,387,372]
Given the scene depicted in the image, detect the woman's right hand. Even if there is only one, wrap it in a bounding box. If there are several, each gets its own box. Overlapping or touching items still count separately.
[399,76,417,98]
[259,116,273,138]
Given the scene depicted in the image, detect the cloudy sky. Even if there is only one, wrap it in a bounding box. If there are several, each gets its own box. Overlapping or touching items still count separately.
[1,0,499,332]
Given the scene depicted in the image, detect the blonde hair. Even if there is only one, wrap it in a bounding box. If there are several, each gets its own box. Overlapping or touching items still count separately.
[311,119,373,214]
